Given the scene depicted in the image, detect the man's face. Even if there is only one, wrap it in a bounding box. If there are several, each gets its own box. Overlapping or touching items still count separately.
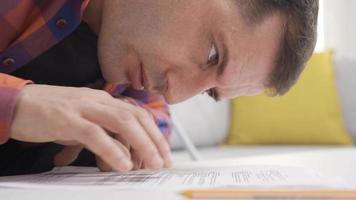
[98,0,284,104]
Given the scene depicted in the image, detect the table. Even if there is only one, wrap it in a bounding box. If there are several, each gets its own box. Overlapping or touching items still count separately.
[1,146,355,200]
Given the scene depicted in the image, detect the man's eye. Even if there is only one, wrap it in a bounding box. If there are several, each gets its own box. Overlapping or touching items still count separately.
[203,88,220,102]
[207,44,219,65]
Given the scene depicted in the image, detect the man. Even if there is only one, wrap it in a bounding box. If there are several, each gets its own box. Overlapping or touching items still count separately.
[0,0,318,175]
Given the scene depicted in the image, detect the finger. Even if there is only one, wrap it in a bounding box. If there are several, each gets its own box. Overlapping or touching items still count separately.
[113,134,143,170]
[137,115,173,168]
[54,145,83,166]
[112,99,172,167]
[96,156,112,172]
[113,134,130,149]
[82,104,165,170]
[106,99,172,168]
[113,135,141,170]
[96,137,131,172]
[113,134,145,171]
[131,150,144,170]
[70,117,133,172]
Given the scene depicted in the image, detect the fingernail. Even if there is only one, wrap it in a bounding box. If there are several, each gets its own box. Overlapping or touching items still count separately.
[163,152,173,168]
[116,158,132,172]
[149,154,163,170]
[123,159,133,170]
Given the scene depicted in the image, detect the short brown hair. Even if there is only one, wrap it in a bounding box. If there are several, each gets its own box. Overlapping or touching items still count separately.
[238,0,319,95]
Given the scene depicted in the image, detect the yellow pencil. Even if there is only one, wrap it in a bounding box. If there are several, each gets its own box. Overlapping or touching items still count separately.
[181,188,356,199]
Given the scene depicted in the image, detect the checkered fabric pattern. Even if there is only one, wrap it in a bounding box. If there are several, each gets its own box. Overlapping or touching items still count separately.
[0,0,88,73]
[0,0,171,144]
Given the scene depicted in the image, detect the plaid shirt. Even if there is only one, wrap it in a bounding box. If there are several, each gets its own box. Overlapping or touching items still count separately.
[0,0,171,144]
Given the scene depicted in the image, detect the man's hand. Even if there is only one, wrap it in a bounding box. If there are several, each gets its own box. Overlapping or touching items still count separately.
[10,84,172,172]
[54,135,146,172]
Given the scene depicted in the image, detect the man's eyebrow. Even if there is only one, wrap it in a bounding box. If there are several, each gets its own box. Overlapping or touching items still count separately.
[217,36,229,77]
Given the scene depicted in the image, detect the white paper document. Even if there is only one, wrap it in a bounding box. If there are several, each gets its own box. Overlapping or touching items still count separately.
[0,165,348,191]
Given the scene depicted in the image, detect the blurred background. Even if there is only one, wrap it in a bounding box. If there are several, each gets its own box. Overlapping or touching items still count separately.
[169,0,356,153]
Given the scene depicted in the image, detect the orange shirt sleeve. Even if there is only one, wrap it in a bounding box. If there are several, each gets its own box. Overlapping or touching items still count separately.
[0,73,32,144]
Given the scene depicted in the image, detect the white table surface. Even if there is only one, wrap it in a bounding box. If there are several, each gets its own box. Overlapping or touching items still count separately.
[1,146,355,200]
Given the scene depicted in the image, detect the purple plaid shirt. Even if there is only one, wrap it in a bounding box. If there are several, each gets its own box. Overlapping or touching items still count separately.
[0,0,171,144]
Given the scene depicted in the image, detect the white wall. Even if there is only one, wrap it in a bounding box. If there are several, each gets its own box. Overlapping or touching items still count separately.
[319,0,356,139]
[322,0,356,53]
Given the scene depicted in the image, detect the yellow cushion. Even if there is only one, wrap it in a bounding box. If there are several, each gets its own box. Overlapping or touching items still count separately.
[225,51,353,145]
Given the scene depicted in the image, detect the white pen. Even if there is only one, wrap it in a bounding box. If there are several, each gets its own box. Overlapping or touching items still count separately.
[171,113,202,161]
